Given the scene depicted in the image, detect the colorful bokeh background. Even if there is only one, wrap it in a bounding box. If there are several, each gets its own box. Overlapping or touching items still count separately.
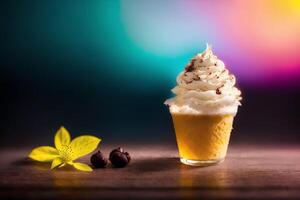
[121,0,300,86]
[3,0,300,87]
[1,0,300,146]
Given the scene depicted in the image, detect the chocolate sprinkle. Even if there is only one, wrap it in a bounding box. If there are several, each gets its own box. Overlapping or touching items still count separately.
[193,76,200,81]
[185,58,197,72]
[216,88,222,95]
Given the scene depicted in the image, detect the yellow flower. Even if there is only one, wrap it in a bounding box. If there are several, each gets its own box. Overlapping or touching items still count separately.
[28,126,101,172]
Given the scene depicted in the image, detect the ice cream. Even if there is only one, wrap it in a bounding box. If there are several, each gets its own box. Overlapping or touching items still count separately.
[166,44,242,166]
[165,44,241,115]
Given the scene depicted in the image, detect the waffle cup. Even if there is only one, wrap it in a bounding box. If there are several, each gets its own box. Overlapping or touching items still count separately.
[171,113,234,166]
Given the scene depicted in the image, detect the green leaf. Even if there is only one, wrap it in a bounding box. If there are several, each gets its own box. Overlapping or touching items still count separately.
[55,126,71,150]
[51,157,63,169]
[71,162,93,172]
[28,146,59,162]
[70,135,101,159]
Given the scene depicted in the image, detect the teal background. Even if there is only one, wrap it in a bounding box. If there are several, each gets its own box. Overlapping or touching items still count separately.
[1,0,177,145]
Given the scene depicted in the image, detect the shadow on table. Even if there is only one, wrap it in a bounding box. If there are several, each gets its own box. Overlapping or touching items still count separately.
[10,158,76,171]
[129,157,197,173]
[10,158,50,170]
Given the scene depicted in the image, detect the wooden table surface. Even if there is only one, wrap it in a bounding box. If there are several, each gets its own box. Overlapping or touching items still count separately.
[0,145,299,199]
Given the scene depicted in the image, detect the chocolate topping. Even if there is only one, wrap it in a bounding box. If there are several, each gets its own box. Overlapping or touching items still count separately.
[165,44,241,115]
[193,76,200,81]
[216,84,225,95]
[185,58,197,72]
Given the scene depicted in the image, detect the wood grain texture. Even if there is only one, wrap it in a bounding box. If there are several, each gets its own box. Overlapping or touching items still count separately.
[0,145,299,199]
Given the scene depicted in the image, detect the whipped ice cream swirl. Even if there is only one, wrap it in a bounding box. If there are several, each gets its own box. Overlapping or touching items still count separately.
[165,45,242,115]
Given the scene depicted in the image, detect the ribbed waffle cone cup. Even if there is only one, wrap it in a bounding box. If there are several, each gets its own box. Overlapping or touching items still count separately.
[171,112,234,166]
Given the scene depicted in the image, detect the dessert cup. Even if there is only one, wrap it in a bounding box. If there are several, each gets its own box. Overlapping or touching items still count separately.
[171,113,233,166]
[165,44,241,167]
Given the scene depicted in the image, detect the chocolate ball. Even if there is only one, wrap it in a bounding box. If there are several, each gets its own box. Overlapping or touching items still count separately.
[90,151,108,168]
[109,147,130,168]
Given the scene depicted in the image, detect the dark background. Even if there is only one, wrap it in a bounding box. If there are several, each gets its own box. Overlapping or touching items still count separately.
[1,0,300,147]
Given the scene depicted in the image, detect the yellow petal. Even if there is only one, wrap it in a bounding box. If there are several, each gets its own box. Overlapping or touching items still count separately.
[71,162,93,172]
[55,126,71,150]
[70,136,101,159]
[28,146,59,162]
[51,157,63,169]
